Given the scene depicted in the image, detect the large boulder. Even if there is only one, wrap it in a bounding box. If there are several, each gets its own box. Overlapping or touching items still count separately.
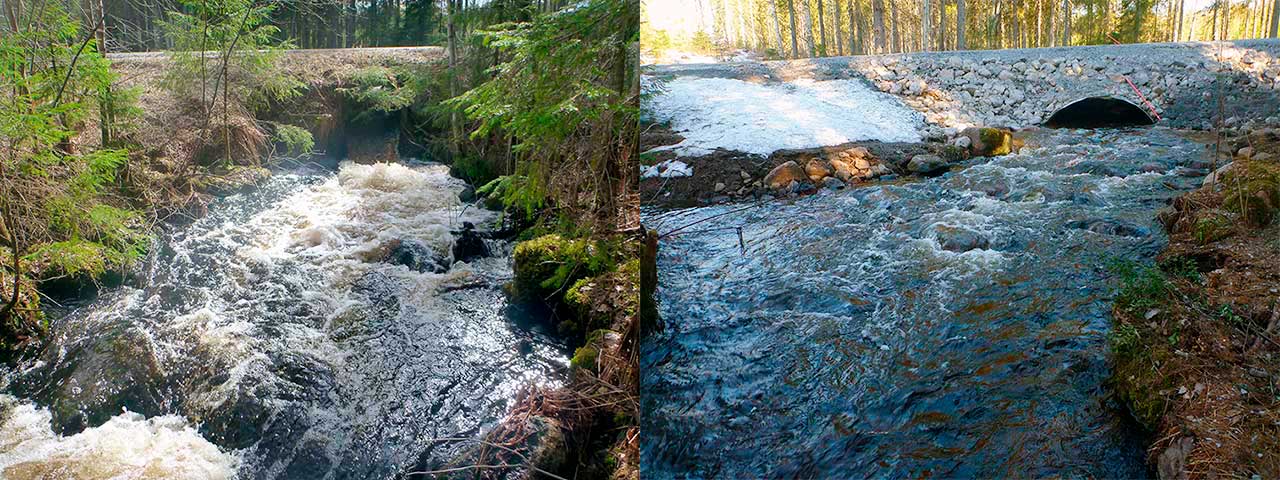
[763,161,808,189]
[961,127,1013,157]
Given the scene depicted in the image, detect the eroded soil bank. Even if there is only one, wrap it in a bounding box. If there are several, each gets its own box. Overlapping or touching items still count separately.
[1110,127,1280,478]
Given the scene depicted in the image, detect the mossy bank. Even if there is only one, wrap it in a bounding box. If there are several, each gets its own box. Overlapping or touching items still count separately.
[1109,128,1280,478]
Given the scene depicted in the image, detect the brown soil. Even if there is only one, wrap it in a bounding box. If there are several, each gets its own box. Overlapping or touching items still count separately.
[640,123,964,208]
[1112,130,1280,479]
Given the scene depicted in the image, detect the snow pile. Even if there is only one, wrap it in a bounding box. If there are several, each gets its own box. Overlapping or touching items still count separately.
[646,77,925,156]
[642,160,692,179]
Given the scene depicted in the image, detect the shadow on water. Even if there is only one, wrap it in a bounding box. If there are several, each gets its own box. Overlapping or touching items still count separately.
[0,157,566,479]
[642,127,1209,478]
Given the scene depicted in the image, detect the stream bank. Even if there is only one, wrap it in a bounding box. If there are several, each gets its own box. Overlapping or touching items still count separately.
[1109,127,1280,478]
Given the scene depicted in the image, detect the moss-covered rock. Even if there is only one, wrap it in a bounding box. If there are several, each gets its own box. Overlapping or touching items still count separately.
[961,127,1013,157]
[511,234,597,304]
[1221,159,1280,226]
[1109,320,1174,431]
[570,344,599,372]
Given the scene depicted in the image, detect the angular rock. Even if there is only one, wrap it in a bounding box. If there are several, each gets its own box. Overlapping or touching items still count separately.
[804,158,833,182]
[828,158,855,181]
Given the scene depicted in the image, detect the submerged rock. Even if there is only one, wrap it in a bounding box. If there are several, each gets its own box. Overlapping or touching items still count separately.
[907,154,949,175]
[933,225,990,252]
[1067,219,1149,237]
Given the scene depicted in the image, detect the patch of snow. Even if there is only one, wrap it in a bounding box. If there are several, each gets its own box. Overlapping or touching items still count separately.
[646,77,925,156]
[642,160,693,178]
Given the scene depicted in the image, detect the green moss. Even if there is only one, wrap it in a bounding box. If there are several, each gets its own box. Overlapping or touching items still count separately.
[1222,160,1280,226]
[565,276,594,313]
[512,234,598,304]
[1194,213,1235,245]
[1110,337,1173,431]
[979,128,1012,156]
[0,266,46,356]
[1109,260,1171,315]
[570,344,599,371]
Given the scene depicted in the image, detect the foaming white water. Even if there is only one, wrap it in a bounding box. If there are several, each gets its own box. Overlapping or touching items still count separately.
[0,395,237,479]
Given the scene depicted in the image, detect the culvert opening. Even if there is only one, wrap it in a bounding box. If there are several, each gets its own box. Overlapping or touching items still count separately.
[1044,96,1156,129]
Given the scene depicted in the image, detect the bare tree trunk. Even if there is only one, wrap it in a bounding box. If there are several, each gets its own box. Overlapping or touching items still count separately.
[956,0,965,49]
[789,0,800,58]
[890,0,899,52]
[1178,0,1186,41]
[994,0,1003,48]
[852,0,863,54]
[939,0,947,49]
[1270,0,1280,37]
[818,0,826,54]
[447,0,460,153]
[921,0,931,51]
[803,0,816,56]
[834,0,843,54]
[871,0,885,53]
[771,0,786,55]
[1036,0,1043,47]
[1061,0,1069,45]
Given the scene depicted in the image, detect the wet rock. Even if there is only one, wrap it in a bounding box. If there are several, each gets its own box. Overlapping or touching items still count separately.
[764,161,807,189]
[713,182,726,192]
[14,324,167,435]
[804,158,833,182]
[458,185,476,202]
[452,222,491,263]
[386,239,450,274]
[822,177,846,190]
[907,154,949,175]
[933,225,990,252]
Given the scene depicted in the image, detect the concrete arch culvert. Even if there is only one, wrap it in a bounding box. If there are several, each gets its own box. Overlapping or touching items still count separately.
[1043,96,1157,129]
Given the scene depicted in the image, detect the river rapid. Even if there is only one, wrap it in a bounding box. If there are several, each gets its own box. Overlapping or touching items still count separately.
[0,159,565,479]
[642,127,1212,478]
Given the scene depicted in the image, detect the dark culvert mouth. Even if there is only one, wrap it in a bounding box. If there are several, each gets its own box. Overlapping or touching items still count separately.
[1044,96,1156,129]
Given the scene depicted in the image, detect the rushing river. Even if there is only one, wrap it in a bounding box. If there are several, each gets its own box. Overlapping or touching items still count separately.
[0,159,565,479]
[642,127,1211,478]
